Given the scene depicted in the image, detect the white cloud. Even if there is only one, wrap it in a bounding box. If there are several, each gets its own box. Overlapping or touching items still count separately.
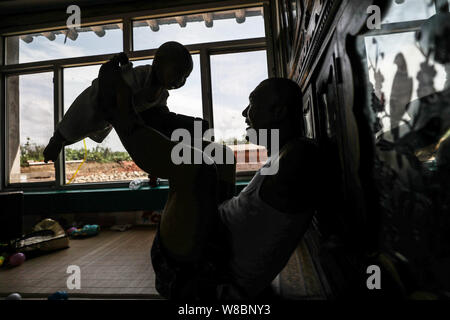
[20,40,87,63]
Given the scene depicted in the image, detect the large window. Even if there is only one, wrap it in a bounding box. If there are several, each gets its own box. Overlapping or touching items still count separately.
[1,4,270,189]
[63,64,148,184]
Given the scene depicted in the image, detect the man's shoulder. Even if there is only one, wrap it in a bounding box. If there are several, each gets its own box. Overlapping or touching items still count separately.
[279,137,319,167]
[269,137,320,189]
[259,137,320,213]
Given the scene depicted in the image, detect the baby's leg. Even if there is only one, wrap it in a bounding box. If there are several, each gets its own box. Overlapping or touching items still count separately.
[44,82,110,162]
[57,81,109,143]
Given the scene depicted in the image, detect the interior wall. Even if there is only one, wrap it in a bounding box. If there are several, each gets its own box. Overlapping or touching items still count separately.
[272,0,381,298]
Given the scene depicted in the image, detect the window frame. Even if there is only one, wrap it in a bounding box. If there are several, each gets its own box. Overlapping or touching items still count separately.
[0,1,274,192]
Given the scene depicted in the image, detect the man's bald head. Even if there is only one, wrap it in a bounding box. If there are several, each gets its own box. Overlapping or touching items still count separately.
[242,77,303,145]
[252,78,303,117]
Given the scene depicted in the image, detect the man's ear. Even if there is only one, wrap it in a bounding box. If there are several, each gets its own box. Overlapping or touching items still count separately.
[272,105,288,122]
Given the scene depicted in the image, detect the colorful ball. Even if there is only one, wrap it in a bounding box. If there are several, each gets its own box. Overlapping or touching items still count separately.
[48,291,68,300]
[9,253,26,267]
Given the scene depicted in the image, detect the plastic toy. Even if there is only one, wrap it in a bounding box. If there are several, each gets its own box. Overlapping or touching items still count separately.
[9,253,25,267]
[5,293,22,300]
[67,227,77,235]
[70,225,100,238]
[0,256,4,267]
[48,291,68,300]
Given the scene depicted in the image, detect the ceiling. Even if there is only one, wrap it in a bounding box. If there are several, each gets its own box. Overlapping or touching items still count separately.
[0,0,219,32]
[0,0,136,16]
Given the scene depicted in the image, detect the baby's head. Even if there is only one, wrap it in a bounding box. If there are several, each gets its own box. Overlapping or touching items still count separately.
[153,41,193,90]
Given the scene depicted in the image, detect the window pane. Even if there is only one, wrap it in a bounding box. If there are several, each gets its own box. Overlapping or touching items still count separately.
[7,72,54,183]
[63,65,147,184]
[211,50,268,173]
[133,54,202,118]
[382,0,436,24]
[133,7,265,51]
[6,23,123,64]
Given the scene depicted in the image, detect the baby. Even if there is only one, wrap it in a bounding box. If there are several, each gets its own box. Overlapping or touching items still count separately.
[44,41,194,163]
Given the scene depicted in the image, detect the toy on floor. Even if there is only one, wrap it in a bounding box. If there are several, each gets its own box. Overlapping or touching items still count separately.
[5,293,22,300]
[9,253,25,267]
[16,219,70,258]
[67,227,77,235]
[110,224,132,232]
[70,225,100,238]
[139,210,162,225]
[48,291,68,300]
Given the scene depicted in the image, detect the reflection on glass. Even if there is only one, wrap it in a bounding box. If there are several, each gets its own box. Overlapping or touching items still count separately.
[63,65,146,184]
[364,32,447,137]
[290,0,298,22]
[382,0,436,24]
[133,7,265,51]
[358,9,450,290]
[211,50,268,172]
[6,23,123,64]
[133,55,203,118]
[7,72,54,183]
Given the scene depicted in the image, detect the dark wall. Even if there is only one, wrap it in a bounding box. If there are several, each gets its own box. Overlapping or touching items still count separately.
[274,0,450,299]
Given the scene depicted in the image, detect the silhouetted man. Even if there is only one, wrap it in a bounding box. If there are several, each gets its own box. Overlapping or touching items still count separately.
[105,73,320,300]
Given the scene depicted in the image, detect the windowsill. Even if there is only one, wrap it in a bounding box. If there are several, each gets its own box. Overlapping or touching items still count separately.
[22,181,249,215]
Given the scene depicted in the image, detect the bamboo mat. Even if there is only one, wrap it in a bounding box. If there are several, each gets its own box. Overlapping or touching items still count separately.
[0,227,160,299]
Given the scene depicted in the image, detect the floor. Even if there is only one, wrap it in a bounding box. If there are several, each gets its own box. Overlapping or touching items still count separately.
[275,236,326,300]
[0,226,325,299]
[0,227,160,299]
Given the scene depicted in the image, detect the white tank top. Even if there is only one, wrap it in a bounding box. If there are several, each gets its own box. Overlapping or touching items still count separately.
[218,157,314,298]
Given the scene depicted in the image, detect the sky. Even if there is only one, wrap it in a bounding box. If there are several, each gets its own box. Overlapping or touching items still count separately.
[10,10,267,153]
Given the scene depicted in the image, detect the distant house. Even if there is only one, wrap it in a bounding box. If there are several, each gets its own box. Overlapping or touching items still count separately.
[228,144,267,172]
